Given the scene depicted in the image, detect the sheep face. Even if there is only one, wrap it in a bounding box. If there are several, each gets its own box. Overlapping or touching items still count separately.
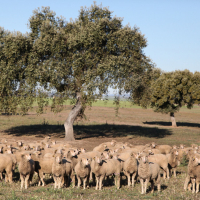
[111,140,116,146]
[7,148,12,154]
[140,155,148,164]
[52,140,56,145]
[192,155,200,166]
[81,158,89,166]
[151,142,156,148]
[25,154,32,161]
[95,156,102,164]
[80,148,86,153]
[55,154,63,164]
[101,152,109,159]
[24,145,30,150]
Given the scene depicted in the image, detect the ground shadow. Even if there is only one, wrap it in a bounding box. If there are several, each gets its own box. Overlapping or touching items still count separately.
[5,123,172,139]
[143,121,200,128]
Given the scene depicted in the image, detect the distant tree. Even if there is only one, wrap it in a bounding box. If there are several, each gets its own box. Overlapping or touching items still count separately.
[150,70,200,127]
[0,3,155,141]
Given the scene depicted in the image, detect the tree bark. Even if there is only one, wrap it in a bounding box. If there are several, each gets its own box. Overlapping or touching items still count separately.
[64,92,82,141]
[170,112,177,127]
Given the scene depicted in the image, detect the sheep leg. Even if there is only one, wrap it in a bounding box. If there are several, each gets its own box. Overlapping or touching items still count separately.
[54,176,57,189]
[39,172,45,186]
[144,179,149,194]
[150,180,154,193]
[166,167,170,179]
[116,175,120,189]
[99,176,105,190]
[132,173,136,187]
[184,175,190,191]
[7,172,13,184]
[70,171,75,188]
[25,174,30,189]
[58,177,62,189]
[83,177,87,190]
[20,174,24,190]
[140,179,144,194]
[196,179,200,193]
[188,182,192,191]
[96,176,99,190]
[192,178,196,193]
[86,176,90,188]
[0,172,3,180]
[127,173,131,187]
[173,168,176,177]
[77,176,81,188]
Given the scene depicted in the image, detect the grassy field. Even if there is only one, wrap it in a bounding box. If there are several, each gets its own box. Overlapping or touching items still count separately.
[0,102,200,199]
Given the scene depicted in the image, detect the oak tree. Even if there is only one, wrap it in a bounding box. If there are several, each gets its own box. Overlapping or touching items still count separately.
[150,70,200,127]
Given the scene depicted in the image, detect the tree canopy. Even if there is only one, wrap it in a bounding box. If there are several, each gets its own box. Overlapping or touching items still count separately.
[0,3,155,140]
[149,70,200,126]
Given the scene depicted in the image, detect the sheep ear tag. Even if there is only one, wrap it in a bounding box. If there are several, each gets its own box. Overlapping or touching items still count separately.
[93,157,95,160]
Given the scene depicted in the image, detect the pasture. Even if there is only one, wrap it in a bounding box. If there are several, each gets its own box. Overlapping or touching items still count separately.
[0,100,200,199]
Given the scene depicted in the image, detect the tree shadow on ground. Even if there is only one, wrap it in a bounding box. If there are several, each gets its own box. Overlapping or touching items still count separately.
[143,121,200,128]
[4,123,172,139]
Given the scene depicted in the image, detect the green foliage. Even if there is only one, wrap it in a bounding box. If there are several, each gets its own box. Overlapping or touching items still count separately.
[26,3,154,113]
[0,3,154,118]
[150,70,200,114]
[0,27,34,115]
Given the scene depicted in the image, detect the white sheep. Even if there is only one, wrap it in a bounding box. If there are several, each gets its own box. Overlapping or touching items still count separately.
[138,153,161,194]
[75,157,91,189]
[91,156,121,190]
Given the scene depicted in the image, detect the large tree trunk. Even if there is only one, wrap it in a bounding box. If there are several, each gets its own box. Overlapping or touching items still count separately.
[170,112,177,127]
[64,92,82,141]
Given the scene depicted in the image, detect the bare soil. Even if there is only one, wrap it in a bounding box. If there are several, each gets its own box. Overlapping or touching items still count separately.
[1,105,200,149]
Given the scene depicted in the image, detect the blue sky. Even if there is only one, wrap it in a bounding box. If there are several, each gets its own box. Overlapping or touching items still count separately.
[1,0,200,73]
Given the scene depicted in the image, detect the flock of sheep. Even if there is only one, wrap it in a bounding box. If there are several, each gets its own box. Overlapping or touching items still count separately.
[0,137,199,194]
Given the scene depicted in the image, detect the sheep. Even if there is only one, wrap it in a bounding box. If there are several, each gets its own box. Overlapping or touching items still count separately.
[138,153,161,194]
[184,154,200,193]
[93,144,107,152]
[91,156,121,190]
[166,149,179,177]
[62,157,73,187]
[74,157,91,189]
[63,149,78,187]
[148,154,169,179]
[34,156,55,186]
[52,153,65,189]
[123,153,138,187]
[0,154,16,183]
[18,153,35,189]
[150,142,172,154]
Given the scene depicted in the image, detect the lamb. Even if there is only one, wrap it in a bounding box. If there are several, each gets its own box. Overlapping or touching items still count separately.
[138,153,161,194]
[184,153,200,193]
[123,153,138,187]
[0,154,16,183]
[166,149,179,177]
[150,142,172,154]
[18,153,35,189]
[75,157,91,189]
[52,153,65,189]
[91,156,121,190]
[147,154,169,179]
